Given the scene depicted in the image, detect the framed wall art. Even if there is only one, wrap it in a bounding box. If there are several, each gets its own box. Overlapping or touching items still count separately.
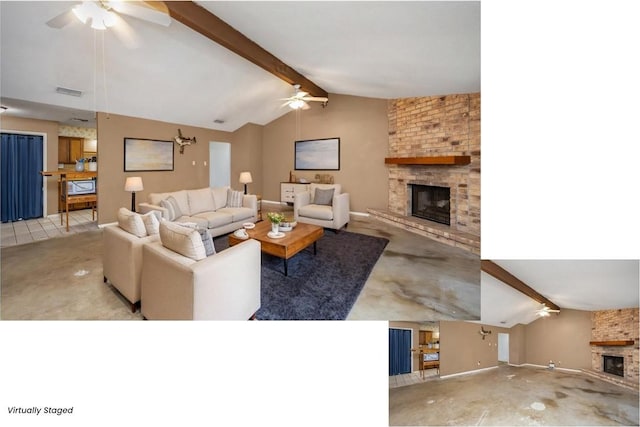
[294,137,340,170]
[124,138,174,172]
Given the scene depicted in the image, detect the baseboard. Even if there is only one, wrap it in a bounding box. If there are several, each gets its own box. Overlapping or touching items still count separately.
[515,363,581,373]
[439,365,498,379]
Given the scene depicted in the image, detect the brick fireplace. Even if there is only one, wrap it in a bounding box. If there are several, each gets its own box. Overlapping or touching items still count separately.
[589,308,639,389]
[368,93,480,254]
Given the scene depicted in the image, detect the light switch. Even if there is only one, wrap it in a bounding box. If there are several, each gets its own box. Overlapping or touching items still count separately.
[204,161,207,166]
[192,161,196,166]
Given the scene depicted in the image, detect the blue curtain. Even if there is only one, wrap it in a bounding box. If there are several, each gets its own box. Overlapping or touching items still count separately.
[1,133,44,222]
[389,328,412,376]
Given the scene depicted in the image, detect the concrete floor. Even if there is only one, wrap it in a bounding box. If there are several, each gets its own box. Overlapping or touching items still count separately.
[1,205,480,321]
[389,365,640,426]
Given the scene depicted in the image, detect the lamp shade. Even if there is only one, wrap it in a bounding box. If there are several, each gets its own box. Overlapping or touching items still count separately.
[124,177,143,192]
[239,172,253,184]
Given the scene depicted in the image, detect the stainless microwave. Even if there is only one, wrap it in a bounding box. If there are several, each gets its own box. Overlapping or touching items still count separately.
[67,180,96,195]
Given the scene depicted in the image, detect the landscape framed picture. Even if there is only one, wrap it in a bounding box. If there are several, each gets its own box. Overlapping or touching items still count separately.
[294,137,340,170]
[124,138,174,172]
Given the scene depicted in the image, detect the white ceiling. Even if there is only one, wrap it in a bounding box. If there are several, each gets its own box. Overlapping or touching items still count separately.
[0,1,480,132]
[481,260,640,328]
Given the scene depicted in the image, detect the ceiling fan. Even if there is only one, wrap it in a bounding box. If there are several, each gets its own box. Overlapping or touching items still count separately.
[46,1,171,31]
[281,84,329,110]
[535,303,560,317]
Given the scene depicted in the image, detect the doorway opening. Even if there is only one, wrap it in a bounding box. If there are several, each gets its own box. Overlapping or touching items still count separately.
[209,141,230,188]
[498,333,509,364]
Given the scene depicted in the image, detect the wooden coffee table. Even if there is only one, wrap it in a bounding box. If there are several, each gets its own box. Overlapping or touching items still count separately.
[228,221,323,276]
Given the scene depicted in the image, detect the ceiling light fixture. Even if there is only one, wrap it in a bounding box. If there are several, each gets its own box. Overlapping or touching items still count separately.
[289,99,305,110]
[73,1,117,30]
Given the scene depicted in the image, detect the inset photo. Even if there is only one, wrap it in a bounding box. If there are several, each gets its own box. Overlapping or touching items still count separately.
[389,260,639,426]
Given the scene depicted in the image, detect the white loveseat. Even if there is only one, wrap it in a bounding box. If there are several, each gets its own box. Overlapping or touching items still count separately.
[138,186,257,238]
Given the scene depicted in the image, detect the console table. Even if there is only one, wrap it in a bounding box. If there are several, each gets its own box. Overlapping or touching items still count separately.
[41,170,97,231]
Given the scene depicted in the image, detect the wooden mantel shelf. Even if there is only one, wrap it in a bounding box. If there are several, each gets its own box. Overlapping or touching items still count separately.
[589,340,635,346]
[384,156,471,166]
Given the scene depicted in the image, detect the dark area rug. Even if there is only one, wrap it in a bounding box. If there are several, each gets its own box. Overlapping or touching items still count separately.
[214,230,388,320]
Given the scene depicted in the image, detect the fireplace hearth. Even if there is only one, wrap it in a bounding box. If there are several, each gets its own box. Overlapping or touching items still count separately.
[603,355,624,377]
[411,184,450,225]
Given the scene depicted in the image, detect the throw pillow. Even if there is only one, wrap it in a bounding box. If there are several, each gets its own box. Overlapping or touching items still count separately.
[141,211,160,235]
[117,207,147,238]
[227,189,244,208]
[160,196,183,221]
[197,228,216,256]
[188,187,216,215]
[314,188,335,206]
[159,221,206,261]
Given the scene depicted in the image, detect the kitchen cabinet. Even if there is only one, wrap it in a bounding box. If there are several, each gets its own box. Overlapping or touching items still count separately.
[419,331,433,345]
[58,137,84,164]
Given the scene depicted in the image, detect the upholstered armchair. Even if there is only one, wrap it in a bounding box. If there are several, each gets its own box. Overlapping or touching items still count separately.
[294,183,350,231]
[103,224,159,312]
[140,235,261,320]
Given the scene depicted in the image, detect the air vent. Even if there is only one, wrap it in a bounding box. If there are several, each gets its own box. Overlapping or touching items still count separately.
[56,86,83,97]
[70,117,89,122]
[213,119,225,124]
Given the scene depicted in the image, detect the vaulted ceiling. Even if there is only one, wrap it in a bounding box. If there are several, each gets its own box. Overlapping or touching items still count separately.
[480,260,639,328]
[0,1,481,132]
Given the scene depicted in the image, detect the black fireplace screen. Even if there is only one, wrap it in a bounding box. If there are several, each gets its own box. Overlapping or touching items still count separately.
[411,185,450,225]
[603,355,624,377]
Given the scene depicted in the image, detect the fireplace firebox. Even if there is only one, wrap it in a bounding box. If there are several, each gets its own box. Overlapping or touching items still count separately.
[411,185,450,225]
[603,355,624,377]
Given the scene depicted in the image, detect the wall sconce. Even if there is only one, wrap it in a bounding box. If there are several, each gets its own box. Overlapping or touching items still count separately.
[239,171,253,194]
[124,176,143,212]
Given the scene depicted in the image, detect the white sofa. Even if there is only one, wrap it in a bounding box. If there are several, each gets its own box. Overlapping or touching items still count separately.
[294,183,350,231]
[138,186,257,238]
[140,223,261,320]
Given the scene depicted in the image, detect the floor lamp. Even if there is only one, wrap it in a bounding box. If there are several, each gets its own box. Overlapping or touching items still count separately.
[124,177,143,212]
[239,171,253,194]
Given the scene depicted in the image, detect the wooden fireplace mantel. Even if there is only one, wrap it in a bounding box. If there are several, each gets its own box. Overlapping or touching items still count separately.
[589,340,635,346]
[384,156,471,166]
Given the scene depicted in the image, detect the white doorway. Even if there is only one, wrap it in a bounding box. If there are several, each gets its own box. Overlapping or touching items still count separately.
[498,333,509,363]
[209,141,230,188]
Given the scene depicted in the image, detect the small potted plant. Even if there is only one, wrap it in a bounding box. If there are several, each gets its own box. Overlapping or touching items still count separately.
[266,212,285,234]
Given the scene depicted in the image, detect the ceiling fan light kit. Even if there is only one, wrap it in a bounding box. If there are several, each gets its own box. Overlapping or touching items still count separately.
[72,1,117,30]
[283,84,329,110]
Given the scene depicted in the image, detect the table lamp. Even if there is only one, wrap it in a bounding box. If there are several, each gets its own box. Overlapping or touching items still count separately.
[239,171,253,194]
[124,176,143,212]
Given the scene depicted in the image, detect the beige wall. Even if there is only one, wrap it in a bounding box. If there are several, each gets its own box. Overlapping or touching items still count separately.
[231,123,263,196]
[389,321,423,372]
[261,93,389,212]
[439,312,591,377]
[524,308,592,370]
[508,323,526,366]
[96,112,232,224]
[1,116,60,215]
[439,321,509,376]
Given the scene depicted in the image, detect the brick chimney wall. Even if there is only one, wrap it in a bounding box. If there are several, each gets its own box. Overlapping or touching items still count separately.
[591,308,639,383]
[387,93,480,237]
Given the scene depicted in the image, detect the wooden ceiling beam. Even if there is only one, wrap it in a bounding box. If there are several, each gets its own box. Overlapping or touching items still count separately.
[481,260,561,311]
[163,1,328,98]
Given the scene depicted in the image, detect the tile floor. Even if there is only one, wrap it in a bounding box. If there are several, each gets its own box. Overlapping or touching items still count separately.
[1,209,98,247]
[389,369,440,389]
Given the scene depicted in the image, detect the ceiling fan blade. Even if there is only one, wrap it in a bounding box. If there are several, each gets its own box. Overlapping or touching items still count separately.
[302,96,329,102]
[296,91,309,98]
[281,101,292,108]
[108,1,171,26]
[46,10,76,29]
